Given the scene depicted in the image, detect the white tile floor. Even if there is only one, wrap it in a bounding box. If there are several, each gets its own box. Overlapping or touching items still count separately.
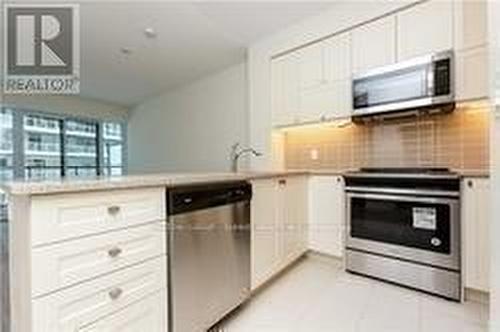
[218,255,489,332]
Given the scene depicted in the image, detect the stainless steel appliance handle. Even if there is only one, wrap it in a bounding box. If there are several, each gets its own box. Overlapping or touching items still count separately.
[347,192,457,204]
[345,186,459,198]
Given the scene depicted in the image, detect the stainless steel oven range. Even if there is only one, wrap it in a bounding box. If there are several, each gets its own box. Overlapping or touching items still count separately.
[344,168,461,301]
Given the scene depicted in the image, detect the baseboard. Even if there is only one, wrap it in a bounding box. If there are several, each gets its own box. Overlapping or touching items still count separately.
[464,288,489,304]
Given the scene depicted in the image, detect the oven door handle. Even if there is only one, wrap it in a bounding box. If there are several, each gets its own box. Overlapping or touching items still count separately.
[345,186,459,198]
[347,192,458,205]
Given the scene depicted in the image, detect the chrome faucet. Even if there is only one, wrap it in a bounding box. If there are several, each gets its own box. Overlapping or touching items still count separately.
[230,143,262,172]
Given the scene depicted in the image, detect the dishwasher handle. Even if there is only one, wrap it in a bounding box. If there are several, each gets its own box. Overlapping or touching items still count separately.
[167,181,252,215]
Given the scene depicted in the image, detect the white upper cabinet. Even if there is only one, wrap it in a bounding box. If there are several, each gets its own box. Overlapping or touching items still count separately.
[352,16,396,74]
[454,0,489,101]
[298,43,324,90]
[454,0,488,51]
[456,47,489,101]
[324,32,351,82]
[297,32,352,122]
[271,53,300,127]
[397,1,453,60]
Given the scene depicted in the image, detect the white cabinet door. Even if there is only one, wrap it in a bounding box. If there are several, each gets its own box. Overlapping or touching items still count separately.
[282,176,308,263]
[308,176,345,257]
[298,32,352,122]
[271,54,300,127]
[298,43,324,91]
[251,179,279,289]
[324,32,351,82]
[397,1,453,60]
[462,178,490,293]
[352,16,396,74]
[79,291,166,332]
[456,47,489,102]
[454,0,488,51]
[33,258,166,332]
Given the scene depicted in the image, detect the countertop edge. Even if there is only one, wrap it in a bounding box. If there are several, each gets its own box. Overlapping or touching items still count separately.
[0,169,488,196]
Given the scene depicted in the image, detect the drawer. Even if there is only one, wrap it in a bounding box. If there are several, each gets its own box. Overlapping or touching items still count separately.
[31,188,165,246]
[78,290,166,332]
[32,221,166,297]
[32,257,166,332]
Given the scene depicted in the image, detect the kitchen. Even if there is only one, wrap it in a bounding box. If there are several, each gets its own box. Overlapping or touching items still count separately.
[0,1,499,332]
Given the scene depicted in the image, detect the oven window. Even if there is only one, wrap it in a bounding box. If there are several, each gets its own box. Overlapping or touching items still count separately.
[350,197,451,254]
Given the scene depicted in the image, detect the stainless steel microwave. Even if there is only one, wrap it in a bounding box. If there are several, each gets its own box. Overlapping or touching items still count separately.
[352,50,454,118]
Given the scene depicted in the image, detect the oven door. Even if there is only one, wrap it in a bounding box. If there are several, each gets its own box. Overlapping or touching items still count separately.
[346,192,460,270]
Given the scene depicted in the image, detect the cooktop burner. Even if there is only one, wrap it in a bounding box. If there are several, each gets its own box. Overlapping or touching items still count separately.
[358,167,452,174]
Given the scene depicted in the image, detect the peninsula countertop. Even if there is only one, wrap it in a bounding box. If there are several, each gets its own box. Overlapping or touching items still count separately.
[0,171,311,196]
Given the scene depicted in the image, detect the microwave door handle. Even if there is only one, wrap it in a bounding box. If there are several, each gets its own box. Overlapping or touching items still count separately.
[347,192,456,205]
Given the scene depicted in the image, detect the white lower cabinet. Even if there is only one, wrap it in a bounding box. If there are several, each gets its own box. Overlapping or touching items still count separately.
[9,187,168,332]
[79,291,166,332]
[251,176,308,290]
[308,176,345,257]
[462,178,490,293]
[32,254,167,332]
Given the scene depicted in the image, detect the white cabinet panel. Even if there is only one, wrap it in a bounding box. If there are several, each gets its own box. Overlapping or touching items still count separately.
[352,16,396,74]
[331,80,352,119]
[298,43,324,90]
[31,188,165,246]
[282,177,308,263]
[298,84,332,122]
[454,0,488,51]
[456,47,489,102]
[271,54,300,127]
[308,176,345,257]
[324,32,351,82]
[462,178,490,293]
[251,176,308,290]
[397,1,453,60]
[79,291,166,332]
[33,257,166,332]
[32,222,166,297]
[251,179,279,289]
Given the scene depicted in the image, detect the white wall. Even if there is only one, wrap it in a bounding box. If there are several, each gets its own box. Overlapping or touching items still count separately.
[128,62,248,173]
[247,0,418,170]
[489,0,500,330]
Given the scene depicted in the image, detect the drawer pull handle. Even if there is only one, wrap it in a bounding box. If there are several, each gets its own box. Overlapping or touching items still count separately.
[278,179,287,186]
[109,288,123,300]
[108,206,121,215]
[108,247,122,258]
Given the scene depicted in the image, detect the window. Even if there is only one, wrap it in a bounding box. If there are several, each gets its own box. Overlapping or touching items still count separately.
[24,114,62,180]
[0,108,126,182]
[0,109,13,222]
[103,122,124,176]
[65,120,99,178]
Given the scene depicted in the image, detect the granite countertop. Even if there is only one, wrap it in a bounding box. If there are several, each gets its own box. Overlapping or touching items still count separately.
[0,171,309,196]
[0,168,489,196]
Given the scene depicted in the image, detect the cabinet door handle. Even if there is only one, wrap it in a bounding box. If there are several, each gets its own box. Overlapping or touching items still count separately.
[109,287,123,300]
[467,180,474,188]
[278,179,287,186]
[107,206,120,216]
[108,247,122,258]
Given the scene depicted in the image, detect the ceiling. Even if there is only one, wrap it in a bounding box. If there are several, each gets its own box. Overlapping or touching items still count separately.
[5,1,336,106]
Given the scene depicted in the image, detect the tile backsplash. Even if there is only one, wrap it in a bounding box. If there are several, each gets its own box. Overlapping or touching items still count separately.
[283,103,490,173]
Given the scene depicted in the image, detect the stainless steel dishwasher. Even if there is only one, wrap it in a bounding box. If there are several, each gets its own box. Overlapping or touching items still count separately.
[167,181,252,332]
